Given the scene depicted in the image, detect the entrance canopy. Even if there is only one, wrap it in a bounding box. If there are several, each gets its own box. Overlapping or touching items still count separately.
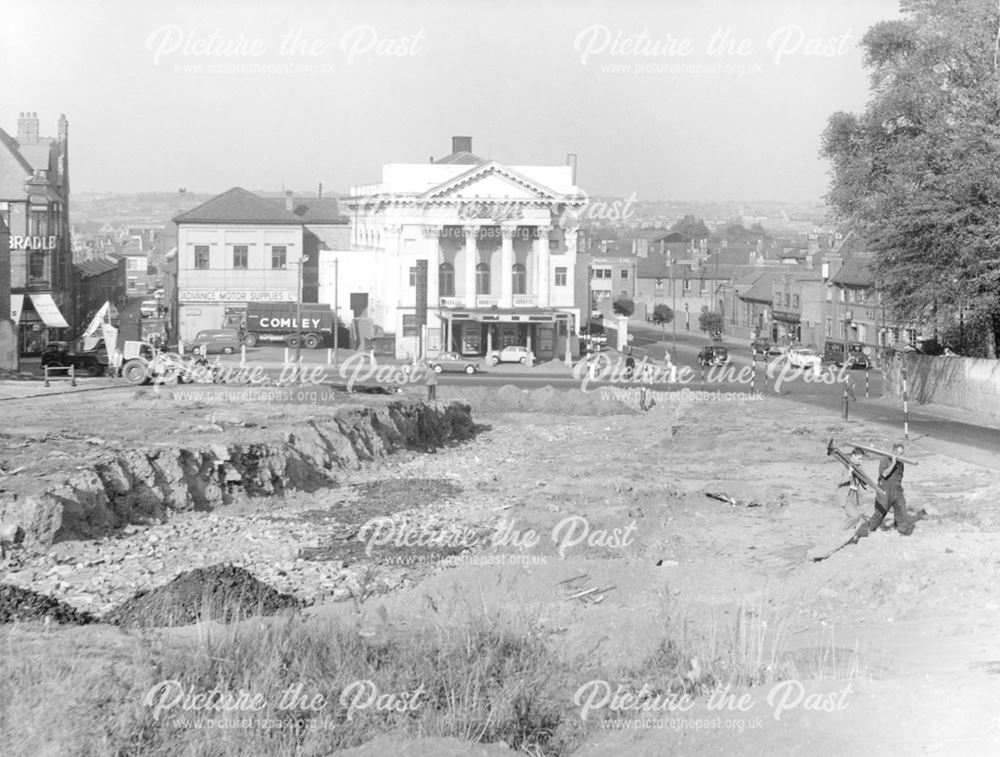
[10,294,24,324]
[439,308,569,324]
[28,293,70,328]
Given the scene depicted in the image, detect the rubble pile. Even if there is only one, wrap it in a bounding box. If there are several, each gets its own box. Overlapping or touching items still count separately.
[103,564,301,627]
[0,583,97,625]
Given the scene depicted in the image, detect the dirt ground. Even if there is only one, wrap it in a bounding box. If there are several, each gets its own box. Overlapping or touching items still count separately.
[3,384,1000,754]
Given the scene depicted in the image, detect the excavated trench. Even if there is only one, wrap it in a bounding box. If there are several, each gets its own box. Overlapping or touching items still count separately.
[1,400,477,549]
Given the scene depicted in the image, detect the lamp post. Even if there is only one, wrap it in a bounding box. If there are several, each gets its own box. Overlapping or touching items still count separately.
[670,254,677,363]
[333,257,339,367]
[294,254,308,367]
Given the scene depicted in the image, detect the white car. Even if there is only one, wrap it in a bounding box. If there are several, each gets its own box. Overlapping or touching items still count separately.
[491,345,530,365]
[787,348,822,369]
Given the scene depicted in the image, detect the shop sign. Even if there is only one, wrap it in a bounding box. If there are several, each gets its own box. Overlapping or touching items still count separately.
[179,290,296,303]
[11,235,58,251]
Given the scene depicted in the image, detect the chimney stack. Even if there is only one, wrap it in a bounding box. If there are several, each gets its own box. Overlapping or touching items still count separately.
[17,112,39,145]
[58,113,68,142]
[284,190,293,212]
[451,136,472,154]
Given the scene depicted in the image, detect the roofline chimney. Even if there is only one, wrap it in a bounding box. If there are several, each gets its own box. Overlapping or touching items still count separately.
[284,190,293,212]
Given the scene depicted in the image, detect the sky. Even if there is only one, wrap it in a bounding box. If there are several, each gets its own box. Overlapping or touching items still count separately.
[0,0,901,202]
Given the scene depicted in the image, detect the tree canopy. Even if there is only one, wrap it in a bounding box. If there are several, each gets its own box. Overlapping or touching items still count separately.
[821,0,1000,356]
[669,215,710,240]
[651,304,674,328]
[612,297,635,317]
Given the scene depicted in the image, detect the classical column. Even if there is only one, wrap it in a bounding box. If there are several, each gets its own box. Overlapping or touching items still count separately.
[500,225,517,308]
[534,225,552,307]
[422,224,442,302]
[463,226,478,307]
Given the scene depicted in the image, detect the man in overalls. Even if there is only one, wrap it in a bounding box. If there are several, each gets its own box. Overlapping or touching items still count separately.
[869,441,916,535]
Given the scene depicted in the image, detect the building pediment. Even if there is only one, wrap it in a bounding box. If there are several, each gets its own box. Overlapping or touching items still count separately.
[421,161,562,202]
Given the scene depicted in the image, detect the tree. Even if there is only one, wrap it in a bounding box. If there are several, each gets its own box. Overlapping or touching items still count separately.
[699,310,724,338]
[651,304,674,330]
[820,0,1000,357]
[612,297,635,317]
[670,214,710,240]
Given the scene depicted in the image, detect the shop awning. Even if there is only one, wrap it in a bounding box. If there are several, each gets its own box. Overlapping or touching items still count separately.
[10,294,24,324]
[29,293,70,328]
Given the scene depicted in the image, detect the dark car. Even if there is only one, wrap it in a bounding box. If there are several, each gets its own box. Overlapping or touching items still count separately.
[40,341,106,376]
[428,352,481,374]
[823,342,872,369]
[697,345,729,367]
[750,337,780,356]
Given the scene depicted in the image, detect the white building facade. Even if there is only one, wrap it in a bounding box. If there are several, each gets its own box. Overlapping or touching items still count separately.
[345,137,585,360]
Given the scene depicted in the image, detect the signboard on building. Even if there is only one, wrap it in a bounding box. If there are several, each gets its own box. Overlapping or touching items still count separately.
[11,235,58,251]
[179,290,296,303]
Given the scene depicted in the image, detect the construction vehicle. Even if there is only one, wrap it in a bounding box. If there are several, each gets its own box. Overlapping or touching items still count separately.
[81,302,180,385]
[221,303,335,348]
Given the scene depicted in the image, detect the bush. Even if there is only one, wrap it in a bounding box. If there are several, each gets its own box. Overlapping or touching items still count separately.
[612,297,635,317]
[652,304,674,328]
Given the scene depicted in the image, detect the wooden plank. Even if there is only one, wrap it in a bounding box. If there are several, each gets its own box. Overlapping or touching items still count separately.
[845,441,919,465]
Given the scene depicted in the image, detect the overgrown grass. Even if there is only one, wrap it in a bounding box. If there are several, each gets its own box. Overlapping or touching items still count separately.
[0,592,864,757]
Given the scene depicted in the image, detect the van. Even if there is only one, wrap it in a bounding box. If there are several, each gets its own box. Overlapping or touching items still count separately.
[823,342,871,369]
[185,329,242,355]
[139,300,159,318]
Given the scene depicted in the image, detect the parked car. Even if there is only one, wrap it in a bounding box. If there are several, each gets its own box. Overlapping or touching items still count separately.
[491,345,530,365]
[183,329,242,355]
[429,352,481,374]
[787,348,823,370]
[40,341,106,376]
[750,337,781,356]
[139,300,159,318]
[823,342,872,369]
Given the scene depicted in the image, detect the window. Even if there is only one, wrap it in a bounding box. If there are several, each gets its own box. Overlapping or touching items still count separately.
[409,267,418,287]
[439,263,455,296]
[593,268,612,279]
[29,252,45,279]
[127,277,137,290]
[555,267,567,286]
[683,279,691,291]
[620,289,629,297]
[655,279,664,291]
[476,263,490,294]
[402,314,418,337]
[838,288,846,302]
[271,245,287,269]
[194,245,210,269]
[825,318,832,336]
[826,286,833,302]
[233,245,248,269]
[784,293,790,307]
[127,257,143,271]
[792,294,799,308]
[512,263,526,295]
[857,323,868,343]
[620,269,629,279]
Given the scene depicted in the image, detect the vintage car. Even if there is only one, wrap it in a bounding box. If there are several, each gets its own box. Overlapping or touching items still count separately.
[787,348,823,370]
[429,352,481,374]
[697,345,729,367]
[183,329,242,355]
[823,342,872,369]
[40,341,107,376]
[491,345,531,365]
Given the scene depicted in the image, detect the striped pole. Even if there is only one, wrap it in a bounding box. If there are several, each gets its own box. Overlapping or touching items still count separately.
[700,360,705,392]
[902,359,909,440]
[865,363,870,399]
[751,350,757,396]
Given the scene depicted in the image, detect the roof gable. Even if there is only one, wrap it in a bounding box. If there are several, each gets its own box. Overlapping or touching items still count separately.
[421,161,562,201]
[173,187,346,225]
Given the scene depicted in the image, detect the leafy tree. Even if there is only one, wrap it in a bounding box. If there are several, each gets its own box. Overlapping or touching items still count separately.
[669,214,710,240]
[821,0,1000,357]
[698,310,724,337]
[612,297,635,317]
[651,304,674,329]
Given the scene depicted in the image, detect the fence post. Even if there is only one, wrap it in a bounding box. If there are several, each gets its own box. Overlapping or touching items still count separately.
[240,344,246,366]
[751,351,757,396]
[44,366,50,388]
[70,365,76,387]
[902,359,909,441]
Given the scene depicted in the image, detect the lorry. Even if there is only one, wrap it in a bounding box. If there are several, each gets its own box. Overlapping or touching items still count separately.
[222,303,335,349]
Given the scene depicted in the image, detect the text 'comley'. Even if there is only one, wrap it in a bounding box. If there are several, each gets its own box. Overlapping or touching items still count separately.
[258,317,321,329]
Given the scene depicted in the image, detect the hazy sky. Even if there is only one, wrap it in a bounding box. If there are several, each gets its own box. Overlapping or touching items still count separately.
[1,0,900,202]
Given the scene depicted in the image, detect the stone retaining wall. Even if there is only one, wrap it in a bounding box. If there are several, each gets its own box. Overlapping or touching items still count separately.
[883,354,1000,417]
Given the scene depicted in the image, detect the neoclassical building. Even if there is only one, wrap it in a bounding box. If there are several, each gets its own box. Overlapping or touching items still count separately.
[344,137,585,360]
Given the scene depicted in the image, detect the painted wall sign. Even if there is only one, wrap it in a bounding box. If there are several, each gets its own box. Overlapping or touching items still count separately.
[179,290,296,303]
[11,235,58,251]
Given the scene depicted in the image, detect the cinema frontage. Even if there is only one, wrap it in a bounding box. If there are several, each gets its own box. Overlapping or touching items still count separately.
[439,308,571,359]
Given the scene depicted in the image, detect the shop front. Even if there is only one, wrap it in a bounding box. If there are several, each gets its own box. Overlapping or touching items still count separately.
[441,309,570,360]
[10,292,71,355]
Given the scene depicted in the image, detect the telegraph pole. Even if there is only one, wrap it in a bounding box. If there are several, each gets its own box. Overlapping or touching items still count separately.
[333,257,339,367]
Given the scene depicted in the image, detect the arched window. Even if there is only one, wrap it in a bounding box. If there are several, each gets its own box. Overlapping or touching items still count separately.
[511,263,527,295]
[476,263,491,295]
[439,262,455,296]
